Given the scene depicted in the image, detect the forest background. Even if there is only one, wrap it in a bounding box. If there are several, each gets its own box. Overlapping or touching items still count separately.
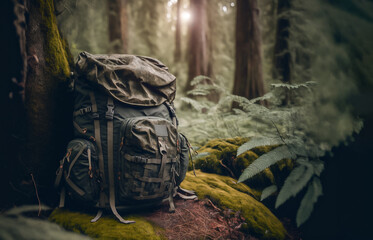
[1,0,373,239]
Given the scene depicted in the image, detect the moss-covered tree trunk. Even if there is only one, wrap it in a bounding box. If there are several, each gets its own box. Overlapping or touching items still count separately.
[233,0,265,101]
[24,0,72,197]
[108,0,128,53]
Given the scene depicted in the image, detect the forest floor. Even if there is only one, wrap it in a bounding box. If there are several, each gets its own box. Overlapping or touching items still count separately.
[144,198,301,240]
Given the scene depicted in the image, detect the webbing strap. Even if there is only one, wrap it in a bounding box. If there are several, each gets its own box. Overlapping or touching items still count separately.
[65,175,85,196]
[54,156,66,188]
[73,106,92,117]
[164,102,178,127]
[124,154,176,164]
[66,145,85,179]
[177,192,198,200]
[89,92,106,208]
[58,187,66,208]
[73,121,86,135]
[91,209,103,223]
[106,97,135,224]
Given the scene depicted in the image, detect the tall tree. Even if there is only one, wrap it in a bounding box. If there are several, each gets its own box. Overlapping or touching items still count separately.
[273,0,291,83]
[174,0,182,62]
[233,0,265,101]
[108,0,128,53]
[185,0,216,101]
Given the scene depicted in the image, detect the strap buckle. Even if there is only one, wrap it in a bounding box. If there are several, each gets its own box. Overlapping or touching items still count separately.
[106,104,114,120]
[92,112,99,119]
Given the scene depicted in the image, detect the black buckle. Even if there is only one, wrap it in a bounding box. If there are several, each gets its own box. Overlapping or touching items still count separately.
[106,105,114,120]
[80,106,92,115]
[92,112,99,119]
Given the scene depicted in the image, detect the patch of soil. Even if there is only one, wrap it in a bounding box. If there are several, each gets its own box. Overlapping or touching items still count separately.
[145,198,258,240]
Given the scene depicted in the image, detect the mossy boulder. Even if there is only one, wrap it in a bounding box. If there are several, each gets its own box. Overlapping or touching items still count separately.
[49,209,164,240]
[192,137,292,189]
[181,171,287,240]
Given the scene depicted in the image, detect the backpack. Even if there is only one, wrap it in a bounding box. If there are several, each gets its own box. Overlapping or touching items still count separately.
[54,52,194,224]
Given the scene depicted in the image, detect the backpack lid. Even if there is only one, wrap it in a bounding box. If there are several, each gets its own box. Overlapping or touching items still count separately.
[75,52,176,106]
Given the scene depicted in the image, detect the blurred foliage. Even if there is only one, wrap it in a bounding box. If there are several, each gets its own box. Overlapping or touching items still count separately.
[55,0,373,227]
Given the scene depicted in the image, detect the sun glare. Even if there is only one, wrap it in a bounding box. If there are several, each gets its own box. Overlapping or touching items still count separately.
[181,11,191,22]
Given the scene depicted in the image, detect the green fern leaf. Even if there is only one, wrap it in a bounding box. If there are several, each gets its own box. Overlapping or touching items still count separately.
[180,97,205,112]
[250,92,274,103]
[190,75,212,86]
[238,145,296,183]
[186,88,210,96]
[261,185,278,201]
[237,137,284,157]
[311,160,324,176]
[275,161,313,208]
[296,177,323,227]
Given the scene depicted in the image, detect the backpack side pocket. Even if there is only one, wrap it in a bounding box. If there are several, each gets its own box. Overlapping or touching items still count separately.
[63,139,100,204]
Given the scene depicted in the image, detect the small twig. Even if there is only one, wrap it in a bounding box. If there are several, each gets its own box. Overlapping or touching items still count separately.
[219,160,236,179]
[30,174,41,216]
[207,199,221,212]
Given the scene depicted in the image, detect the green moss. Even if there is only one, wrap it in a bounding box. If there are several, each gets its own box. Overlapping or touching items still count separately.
[49,209,164,240]
[39,0,71,82]
[193,137,277,189]
[181,171,286,240]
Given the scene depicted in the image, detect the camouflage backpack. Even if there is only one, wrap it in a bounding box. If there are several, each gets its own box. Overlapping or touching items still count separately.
[54,52,195,223]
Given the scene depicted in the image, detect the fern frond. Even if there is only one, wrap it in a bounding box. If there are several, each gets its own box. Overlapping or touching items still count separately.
[180,97,206,112]
[271,81,317,91]
[237,137,284,157]
[275,160,313,208]
[187,88,210,96]
[260,185,278,201]
[250,92,274,104]
[296,177,323,227]
[311,160,324,176]
[238,146,296,183]
[190,75,212,86]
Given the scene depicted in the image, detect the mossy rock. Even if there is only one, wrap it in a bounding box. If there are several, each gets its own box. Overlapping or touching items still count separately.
[181,171,287,240]
[192,137,290,189]
[49,209,164,240]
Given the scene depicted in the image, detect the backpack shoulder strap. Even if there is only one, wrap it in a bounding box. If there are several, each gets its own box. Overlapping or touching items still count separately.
[89,92,107,223]
[106,97,135,224]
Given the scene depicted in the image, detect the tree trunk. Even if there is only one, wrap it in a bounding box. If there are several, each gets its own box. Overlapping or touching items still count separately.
[108,0,128,53]
[233,0,265,102]
[273,0,291,83]
[25,0,72,194]
[185,0,216,102]
[174,0,182,62]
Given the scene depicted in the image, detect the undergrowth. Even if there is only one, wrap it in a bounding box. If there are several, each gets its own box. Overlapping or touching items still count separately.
[177,75,361,227]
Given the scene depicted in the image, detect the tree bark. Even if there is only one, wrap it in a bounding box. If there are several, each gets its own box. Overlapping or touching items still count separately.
[108,0,128,53]
[174,0,182,62]
[273,0,291,83]
[233,0,265,102]
[185,0,216,102]
[25,0,72,191]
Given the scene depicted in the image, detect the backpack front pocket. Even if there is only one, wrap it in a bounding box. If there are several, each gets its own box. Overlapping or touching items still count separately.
[118,117,178,203]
